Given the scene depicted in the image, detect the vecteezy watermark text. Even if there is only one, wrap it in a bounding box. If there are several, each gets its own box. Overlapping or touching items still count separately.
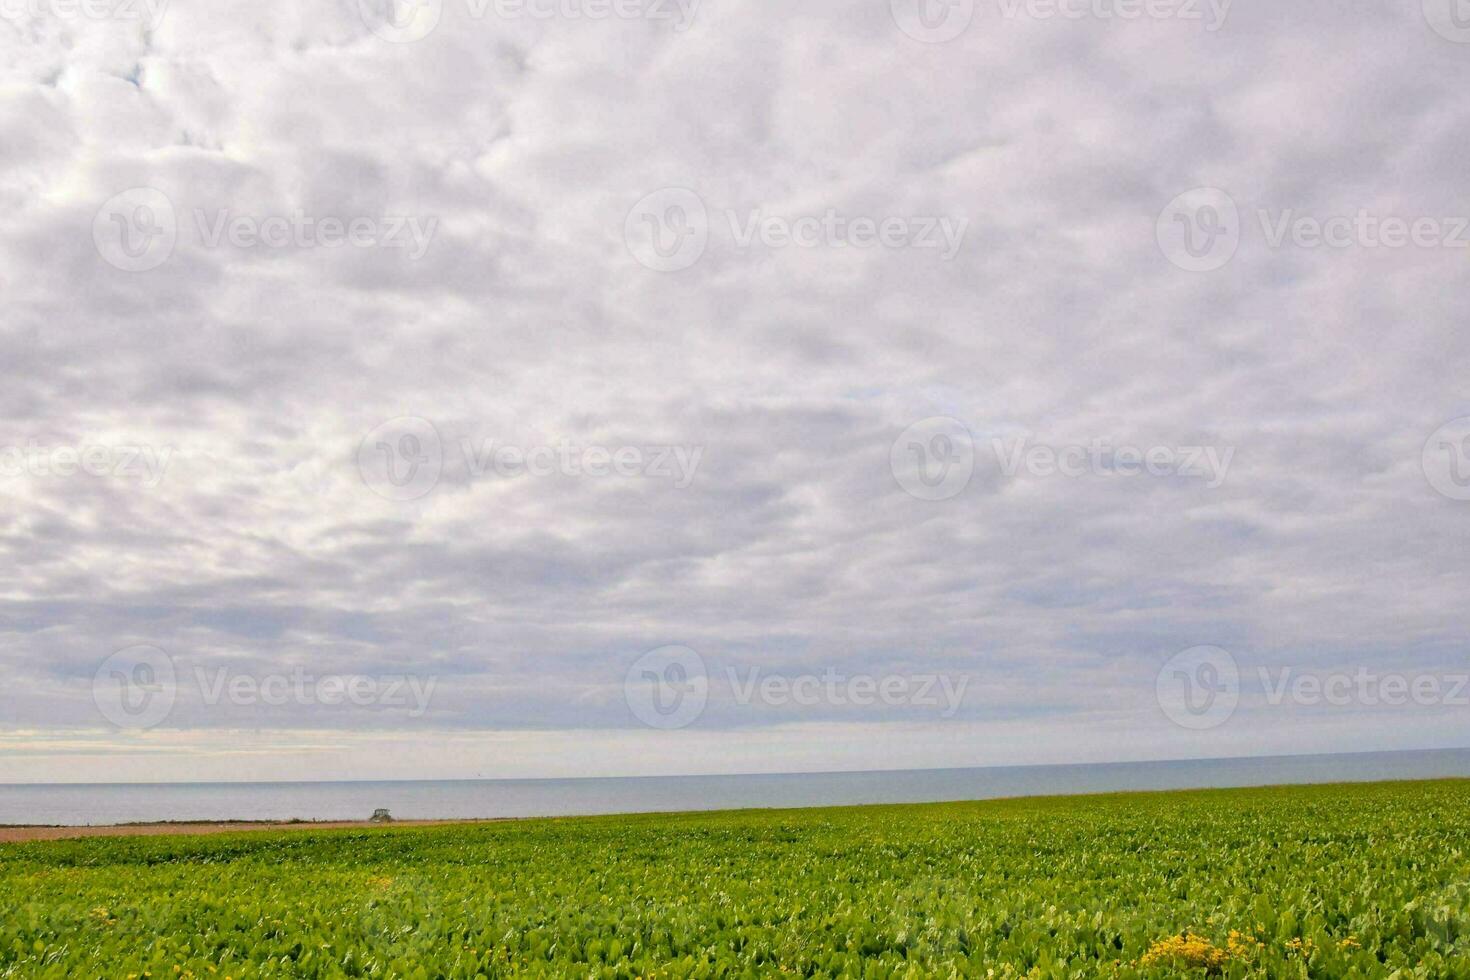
[357,0,699,43]
[1156,645,1470,731]
[888,0,1231,43]
[93,188,440,272]
[460,438,703,487]
[1256,210,1470,251]
[469,0,697,26]
[727,667,968,717]
[92,646,437,730]
[890,417,1234,502]
[1157,187,1470,272]
[193,210,438,260]
[193,666,436,716]
[726,210,967,260]
[0,442,173,486]
[993,436,1234,487]
[625,188,969,272]
[0,0,168,26]
[358,417,704,501]
[1259,667,1470,708]
[623,645,971,730]
[996,0,1231,30]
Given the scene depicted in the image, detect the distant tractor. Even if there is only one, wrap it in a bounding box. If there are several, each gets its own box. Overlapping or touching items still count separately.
[370,808,393,823]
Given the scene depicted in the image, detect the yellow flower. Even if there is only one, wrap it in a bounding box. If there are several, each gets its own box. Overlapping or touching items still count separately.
[1138,933,1229,973]
[1285,936,1317,958]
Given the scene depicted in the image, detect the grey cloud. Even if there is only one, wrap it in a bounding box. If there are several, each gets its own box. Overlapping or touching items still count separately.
[1,0,1469,777]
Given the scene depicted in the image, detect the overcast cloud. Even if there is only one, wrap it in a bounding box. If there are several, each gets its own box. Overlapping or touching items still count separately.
[2,0,1469,782]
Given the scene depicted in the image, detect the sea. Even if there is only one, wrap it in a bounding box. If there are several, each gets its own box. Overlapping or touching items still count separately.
[3,748,1467,827]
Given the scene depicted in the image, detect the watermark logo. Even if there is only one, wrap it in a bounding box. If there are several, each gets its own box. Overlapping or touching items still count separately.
[890,0,976,42]
[1156,645,1239,730]
[357,420,706,501]
[625,188,709,272]
[1156,187,1240,272]
[358,417,444,502]
[1423,416,1470,501]
[891,417,976,501]
[93,646,437,728]
[93,645,177,730]
[359,0,443,42]
[1423,0,1470,42]
[95,193,436,271]
[1159,187,1470,271]
[625,188,969,271]
[0,0,169,27]
[624,647,972,729]
[625,645,708,729]
[93,188,177,273]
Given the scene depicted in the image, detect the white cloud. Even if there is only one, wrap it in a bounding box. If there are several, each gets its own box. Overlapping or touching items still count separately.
[1,0,1469,781]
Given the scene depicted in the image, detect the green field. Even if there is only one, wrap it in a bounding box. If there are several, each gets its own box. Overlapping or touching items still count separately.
[4,780,1470,978]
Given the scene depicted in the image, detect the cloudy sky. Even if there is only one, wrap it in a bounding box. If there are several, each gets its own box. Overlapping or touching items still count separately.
[2,0,1469,784]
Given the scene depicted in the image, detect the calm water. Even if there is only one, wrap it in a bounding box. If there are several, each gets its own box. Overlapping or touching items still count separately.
[3,749,1468,826]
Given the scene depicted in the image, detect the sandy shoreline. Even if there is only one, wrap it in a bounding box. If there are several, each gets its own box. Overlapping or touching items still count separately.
[0,818,499,844]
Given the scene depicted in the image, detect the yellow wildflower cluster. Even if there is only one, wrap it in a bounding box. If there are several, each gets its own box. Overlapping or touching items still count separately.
[1226,929,1266,957]
[1140,929,1362,972]
[1137,933,1229,973]
[1285,936,1317,958]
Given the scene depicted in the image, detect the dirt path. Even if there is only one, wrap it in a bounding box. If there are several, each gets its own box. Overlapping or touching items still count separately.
[0,818,496,844]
